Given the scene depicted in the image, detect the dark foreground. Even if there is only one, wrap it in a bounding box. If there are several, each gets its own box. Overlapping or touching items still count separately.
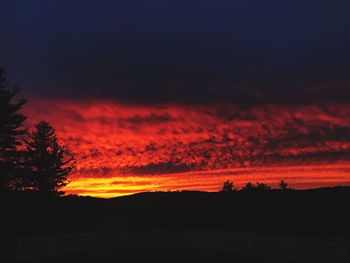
[2,186,350,262]
[21,248,288,263]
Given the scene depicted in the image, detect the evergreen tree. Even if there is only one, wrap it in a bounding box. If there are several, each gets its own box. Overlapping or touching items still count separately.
[0,67,27,190]
[279,180,288,190]
[242,182,255,191]
[242,182,271,191]
[25,121,75,195]
[255,182,271,191]
[221,180,235,192]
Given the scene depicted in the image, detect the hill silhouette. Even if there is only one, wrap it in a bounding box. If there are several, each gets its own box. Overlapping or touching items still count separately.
[4,186,350,236]
[3,186,350,262]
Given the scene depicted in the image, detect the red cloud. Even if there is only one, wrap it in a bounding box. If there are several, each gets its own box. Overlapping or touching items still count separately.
[23,98,350,197]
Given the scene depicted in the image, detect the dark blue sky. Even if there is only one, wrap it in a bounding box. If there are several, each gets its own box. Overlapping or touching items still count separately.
[2,0,350,104]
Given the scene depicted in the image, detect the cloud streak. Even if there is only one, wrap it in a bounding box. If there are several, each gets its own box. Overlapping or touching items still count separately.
[64,164,350,198]
[22,97,350,196]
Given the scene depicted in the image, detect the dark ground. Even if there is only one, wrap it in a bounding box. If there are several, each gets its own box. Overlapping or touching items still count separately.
[21,248,291,263]
[2,186,350,262]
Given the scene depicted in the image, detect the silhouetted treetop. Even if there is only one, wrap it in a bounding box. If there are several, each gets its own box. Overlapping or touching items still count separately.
[0,67,27,190]
[243,182,255,191]
[221,180,235,192]
[279,180,288,190]
[24,121,75,195]
[242,182,271,191]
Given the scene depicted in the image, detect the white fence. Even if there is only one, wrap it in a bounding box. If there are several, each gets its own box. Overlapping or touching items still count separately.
[16,230,350,262]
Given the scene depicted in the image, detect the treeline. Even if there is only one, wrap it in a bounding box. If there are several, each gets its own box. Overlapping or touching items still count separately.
[0,67,75,195]
[221,180,291,192]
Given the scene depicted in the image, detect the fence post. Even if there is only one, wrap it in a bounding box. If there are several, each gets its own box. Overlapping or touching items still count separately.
[53,233,57,255]
[215,229,220,250]
[155,228,160,248]
[245,230,252,253]
[189,228,193,249]
[88,230,92,250]
[336,236,345,263]
[285,234,291,261]
[16,237,22,260]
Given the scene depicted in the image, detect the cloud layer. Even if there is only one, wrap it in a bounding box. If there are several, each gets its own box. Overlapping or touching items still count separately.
[3,1,350,197]
[22,98,350,196]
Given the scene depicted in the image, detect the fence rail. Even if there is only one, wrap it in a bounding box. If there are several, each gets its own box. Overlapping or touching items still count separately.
[16,230,350,262]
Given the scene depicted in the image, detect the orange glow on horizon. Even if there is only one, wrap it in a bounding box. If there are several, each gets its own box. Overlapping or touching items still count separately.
[63,163,350,198]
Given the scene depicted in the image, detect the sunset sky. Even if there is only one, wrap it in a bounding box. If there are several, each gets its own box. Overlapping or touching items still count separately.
[2,1,350,197]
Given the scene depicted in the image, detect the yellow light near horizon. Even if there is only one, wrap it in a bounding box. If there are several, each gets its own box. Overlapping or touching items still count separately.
[63,163,350,198]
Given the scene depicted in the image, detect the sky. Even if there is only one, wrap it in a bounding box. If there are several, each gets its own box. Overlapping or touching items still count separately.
[2,1,350,197]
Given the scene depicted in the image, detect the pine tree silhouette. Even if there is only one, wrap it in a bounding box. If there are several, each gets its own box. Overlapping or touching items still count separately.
[221,180,235,192]
[25,121,75,195]
[242,182,271,191]
[0,67,27,191]
[279,180,288,190]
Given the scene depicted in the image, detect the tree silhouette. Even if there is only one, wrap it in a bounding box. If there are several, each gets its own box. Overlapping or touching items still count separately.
[255,182,271,191]
[242,182,271,191]
[25,121,75,195]
[221,180,235,192]
[279,180,288,190]
[0,67,26,191]
[242,182,255,191]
